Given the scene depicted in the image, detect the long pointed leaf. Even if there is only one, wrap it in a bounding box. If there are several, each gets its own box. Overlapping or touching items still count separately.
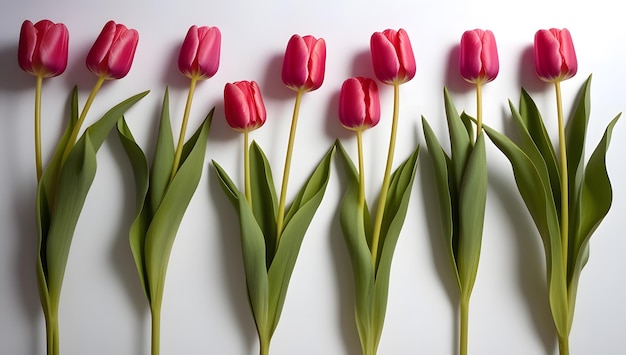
[149,89,175,216]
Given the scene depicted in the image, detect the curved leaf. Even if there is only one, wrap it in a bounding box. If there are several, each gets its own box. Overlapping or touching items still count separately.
[444,88,471,189]
[457,134,487,298]
[267,144,335,336]
[149,89,175,216]
[144,115,211,309]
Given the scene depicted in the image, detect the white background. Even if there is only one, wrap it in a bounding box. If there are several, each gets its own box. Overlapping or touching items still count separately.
[1,0,625,354]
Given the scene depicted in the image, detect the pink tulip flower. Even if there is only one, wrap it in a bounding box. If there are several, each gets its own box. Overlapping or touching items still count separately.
[339,77,380,131]
[18,20,69,78]
[534,28,577,82]
[224,81,267,132]
[86,20,139,79]
[459,29,499,84]
[178,25,221,80]
[370,28,416,85]
[281,34,326,92]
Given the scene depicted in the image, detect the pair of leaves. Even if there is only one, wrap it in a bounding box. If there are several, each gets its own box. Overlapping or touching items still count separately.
[422,87,488,301]
[35,88,149,331]
[336,140,419,354]
[482,75,620,337]
[116,89,212,311]
[213,142,335,344]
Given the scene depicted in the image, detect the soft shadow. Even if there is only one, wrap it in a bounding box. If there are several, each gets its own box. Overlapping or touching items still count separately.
[160,44,188,91]
[417,126,461,353]
[260,52,293,101]
[518,45,549,94]
[488,169,556,354]
[207,100,238,143]
[444,45,472,94]
[107,132,150,355]
[207,166,258,353]
[330,155,366,355]
[349,50,375,78]
[324,88,351,141]
[0,44,32,92]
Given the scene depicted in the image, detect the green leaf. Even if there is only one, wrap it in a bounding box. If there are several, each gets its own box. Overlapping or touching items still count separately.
[212,161,270,342]
[116,117,151,301]
[457,134,487,298]
[249,142,279,266]
[149,89,175,216]
[444,87,471,189]
[267,144,335,336]
[144,114,211,309]
[335,140,375,351]
[483,123,568,337]
[421,117,460,289]
[372,146,419,345]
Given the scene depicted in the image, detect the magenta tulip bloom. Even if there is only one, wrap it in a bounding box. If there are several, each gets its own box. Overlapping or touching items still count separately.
[178,25,221,80]
[339,77,380,131]
[370,29,416,85]
[18,20,69,78]
[534,28,577,82]
[86,20,139,79]
[224,81,267,132]
[281,34,326,92]
[459,29,499,84]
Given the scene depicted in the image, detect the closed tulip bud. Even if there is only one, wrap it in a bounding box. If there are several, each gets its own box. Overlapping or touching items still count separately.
[534,28,577,82]
[370,28,416,85]
[459,29,499,84]
[178,25,221,80]
[224,81,267,132]
[18,19,69,78]
[339,77,380,131]
[86,20,139,79]
[282,34,326,92]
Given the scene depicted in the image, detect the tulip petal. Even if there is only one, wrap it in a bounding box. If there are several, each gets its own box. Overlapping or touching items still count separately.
[178,25,200,76]
[558,29,577,79]
[395,29,416,82]
[39,24,69,77]
[87,21,117,74]
[480,30,499,82]
[282,35,309,89]
[195,27,221,79]
[371,32,401,84]
[459,30,483,82]
[306,37,326,91]
[18,20,37,74]
[107,29,138,79]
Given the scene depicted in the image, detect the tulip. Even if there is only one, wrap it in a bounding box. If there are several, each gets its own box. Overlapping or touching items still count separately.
[86,20,139,79]
[534,28,577,82]
[339,77,380,131]
[282,34,326,92]
[459,29,499,84]
[18,19,69,78]
[178,25,221,80]
[370,28,416,85]
[224,81,266,132]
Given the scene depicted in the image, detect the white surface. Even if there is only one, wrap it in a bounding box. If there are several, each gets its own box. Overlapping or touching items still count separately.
[1,0,625,354]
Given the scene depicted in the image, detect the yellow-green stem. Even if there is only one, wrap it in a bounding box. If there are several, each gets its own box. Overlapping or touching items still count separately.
[151,306,161,355]
[370,83,400,267]
[460,296,469,355]
[61,76,105,165]
[244,131,252,206]
[475,82,483,139]
[35,75,43,181]
[276,89,303,244]
[555,81,568,273]
[45,307,59,355]
[260,339,270,355]
[356,128,365,210]
[170,77,198,181]
[558,334,570,355]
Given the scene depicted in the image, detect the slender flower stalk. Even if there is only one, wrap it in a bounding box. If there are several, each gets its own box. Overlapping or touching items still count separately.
[555,80,568,273]
[61,76,105,164]
[34,74,43,180]
[370,82,400,265]
[356,128,365,209]
[244,131,252,206]
[276,89,303,241]
[170,76,198,181]
[475,82,483,138]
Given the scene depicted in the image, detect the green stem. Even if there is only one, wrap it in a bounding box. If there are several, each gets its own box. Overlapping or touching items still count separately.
[244,131,252,206]
[276,89,303,244]
[61,76,106,165]
[259,336,270,355]
[558,334,570,355]
[555,81,568,273]
[460,296,469,355]
[356,128,365,210]
[45,307,59,355]
[170,76,198,182]
[370,83,400,267]
[35,74,43,181]
[475,82,483,139]
[151,306,161,355]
